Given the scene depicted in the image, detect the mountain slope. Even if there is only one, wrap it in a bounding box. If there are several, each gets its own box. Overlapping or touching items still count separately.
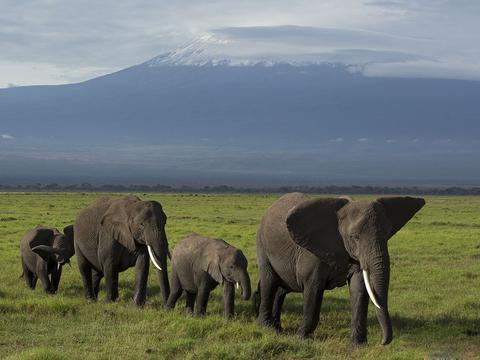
[2,62,479,142]
[1,57,480,184]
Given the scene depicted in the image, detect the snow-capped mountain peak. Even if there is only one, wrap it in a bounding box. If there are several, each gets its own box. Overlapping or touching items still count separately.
[141,26,429,69]
[143,32,344,67]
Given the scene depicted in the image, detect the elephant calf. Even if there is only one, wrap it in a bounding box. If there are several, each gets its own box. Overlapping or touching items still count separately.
[20,225,75,294]
[166,233,251,319]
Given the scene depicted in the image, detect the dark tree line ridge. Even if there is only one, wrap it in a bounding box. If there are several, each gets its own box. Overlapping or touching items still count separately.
[0,183,479,195]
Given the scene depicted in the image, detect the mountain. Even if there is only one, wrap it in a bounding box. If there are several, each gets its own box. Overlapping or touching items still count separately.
[1,40,480,185]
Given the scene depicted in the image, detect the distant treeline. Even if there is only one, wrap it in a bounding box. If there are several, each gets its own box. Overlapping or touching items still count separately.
[1,182,480,195]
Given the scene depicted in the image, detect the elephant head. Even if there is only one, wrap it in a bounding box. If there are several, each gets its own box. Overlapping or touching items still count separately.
[286,196,425,345]
[31,225,75,268]
[100,196,169,271]
[203,244,251,300]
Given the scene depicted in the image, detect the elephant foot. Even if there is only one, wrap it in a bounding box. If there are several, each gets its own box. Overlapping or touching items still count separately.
[256,316,275,329]
[133,294,146,307]
[44,288,56,295]
[351,337,368,348]
[272,319,282,333]
[381,334,393,346]
[185,308,194,316]
[224,313,235,320]
[85,295,97,303]
[296,327,314,340]
[133,297,145,307]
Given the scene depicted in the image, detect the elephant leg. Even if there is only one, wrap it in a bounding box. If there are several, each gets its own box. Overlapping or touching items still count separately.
[257,259,281,328]
[133,249,149,307]
[77,252,95,301]
[195,284,211,317]
[185,292,195,315]
[223,281,235,319]
[348,271,369,346]
[296,274,325,339]
[22,260,37,289]
[104,262,119,302]
[252,281,261,317]
[92,269,103,299]
[51,266,62,292]
[156,268,170,306]
[166,271,183,309]
[272,287,289,331]
[36,261,54,294]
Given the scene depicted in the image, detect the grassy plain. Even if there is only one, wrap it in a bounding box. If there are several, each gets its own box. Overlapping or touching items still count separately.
[0,192,479,359]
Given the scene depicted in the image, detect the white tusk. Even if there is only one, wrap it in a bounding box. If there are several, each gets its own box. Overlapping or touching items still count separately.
[363,270,381,309]
[236,282,239,290]
[147,245,162,271]
[57,263,61,271]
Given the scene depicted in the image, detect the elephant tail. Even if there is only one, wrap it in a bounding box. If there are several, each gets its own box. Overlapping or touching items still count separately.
[252,281,261,317]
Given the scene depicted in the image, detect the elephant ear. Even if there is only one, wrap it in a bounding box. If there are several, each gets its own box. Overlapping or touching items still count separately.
[100,205,132,249]
[202,253,223,284]
[286,198,349,257]
[32,245,62,263]
[376,196,426,238]
[27,228,55,249]
[63,225,74,241]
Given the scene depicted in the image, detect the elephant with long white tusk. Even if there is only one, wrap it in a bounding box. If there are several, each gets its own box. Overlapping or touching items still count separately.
[253,193,425,346]
[74,195,170,307]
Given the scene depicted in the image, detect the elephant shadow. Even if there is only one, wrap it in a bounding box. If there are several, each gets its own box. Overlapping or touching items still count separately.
[58,280,479,343]
[389,314,480,339]
[61,282,88,298]
[60,279,164,301]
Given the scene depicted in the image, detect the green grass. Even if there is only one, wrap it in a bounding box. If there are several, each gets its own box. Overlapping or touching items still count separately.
[0,192,479,359]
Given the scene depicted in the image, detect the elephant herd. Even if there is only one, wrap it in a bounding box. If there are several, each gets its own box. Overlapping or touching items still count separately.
[19,193,425,346]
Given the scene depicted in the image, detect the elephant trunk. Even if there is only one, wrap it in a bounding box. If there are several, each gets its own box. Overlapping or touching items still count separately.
[145,227,167,271]
[238,270,251,301]
[366,250,392,345]
[145,226,170,303]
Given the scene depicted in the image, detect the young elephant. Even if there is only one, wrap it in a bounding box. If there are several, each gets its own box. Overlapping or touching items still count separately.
[166,234,251,319]
[20,225,75,294]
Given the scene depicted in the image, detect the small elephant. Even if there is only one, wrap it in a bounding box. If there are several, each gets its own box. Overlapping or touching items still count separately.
[74,195,170,306]
[20,225,75,294]
[166,234,251,318]
[255,193,425,345]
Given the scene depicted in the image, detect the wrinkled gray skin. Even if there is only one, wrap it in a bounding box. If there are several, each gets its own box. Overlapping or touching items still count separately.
[166,234,251,318]
[254,193,425,345]
[74,195,170,306]
[20,225,75,294]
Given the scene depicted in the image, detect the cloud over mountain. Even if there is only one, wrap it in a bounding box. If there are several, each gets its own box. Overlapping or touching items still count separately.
[1,1,480,86]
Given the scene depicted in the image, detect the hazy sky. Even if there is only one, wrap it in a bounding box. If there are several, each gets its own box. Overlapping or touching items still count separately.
[1,0,479,87]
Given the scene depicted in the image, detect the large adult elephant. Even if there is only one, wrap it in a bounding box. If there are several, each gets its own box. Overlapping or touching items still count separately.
[74,195,170,306]
[255,193,425,346]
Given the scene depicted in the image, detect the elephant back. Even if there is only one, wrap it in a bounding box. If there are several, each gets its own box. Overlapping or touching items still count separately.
[258,192,310,249]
